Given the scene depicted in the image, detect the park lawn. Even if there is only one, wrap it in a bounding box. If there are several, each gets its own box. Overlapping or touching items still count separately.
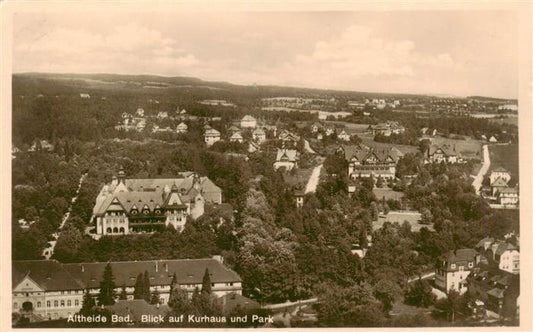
[428,136,483,160]
[373,188,405,201]
[373,211,435,232]
[488,144,519,181]
[361,138,419,155]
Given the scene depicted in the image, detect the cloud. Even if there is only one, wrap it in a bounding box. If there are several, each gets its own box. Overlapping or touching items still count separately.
[14,24,199,74]
[273,24,463,91]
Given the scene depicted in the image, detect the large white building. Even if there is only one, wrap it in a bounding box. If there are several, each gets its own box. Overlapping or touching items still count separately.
[435,249,479,294]
[12,257,242,321]
[92,169,222,235]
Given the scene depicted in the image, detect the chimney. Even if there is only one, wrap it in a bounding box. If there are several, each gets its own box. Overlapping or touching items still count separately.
[111,175,118,186]
[212,255,224,265]
[155,261,158,273]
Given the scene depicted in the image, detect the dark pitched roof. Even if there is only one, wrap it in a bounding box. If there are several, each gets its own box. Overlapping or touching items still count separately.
[13,260,85,291]
[63,258,241,289]
[440,249,478,264]
[492,167,508,173]
[491,177,509,187]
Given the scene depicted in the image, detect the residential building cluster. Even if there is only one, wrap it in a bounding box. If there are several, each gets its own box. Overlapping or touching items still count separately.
[435,234,519,320]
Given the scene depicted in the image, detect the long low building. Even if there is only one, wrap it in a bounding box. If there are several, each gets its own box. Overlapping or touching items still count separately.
[12,257,242,321]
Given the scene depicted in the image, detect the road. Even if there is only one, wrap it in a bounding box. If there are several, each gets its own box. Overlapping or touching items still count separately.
[472,144,490,195]
[407,271,435,284]
[42,173,88,259]
[305,164,323,194]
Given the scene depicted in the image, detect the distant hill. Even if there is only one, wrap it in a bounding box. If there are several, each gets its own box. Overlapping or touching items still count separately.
[13,72,431,100]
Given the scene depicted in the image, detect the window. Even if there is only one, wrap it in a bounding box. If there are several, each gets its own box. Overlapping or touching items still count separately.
[143,210,149,215]
[468,262,474,268]
[67,300,71,307]
[37,302,41,308]
[54,300,58,307]
[47,301,50,307]
[60,300,65,307]
[75,300,79,306]
[451,264,456,269]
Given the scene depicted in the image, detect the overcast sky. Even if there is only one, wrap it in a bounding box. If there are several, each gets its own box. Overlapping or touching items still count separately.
[13,10,518,98]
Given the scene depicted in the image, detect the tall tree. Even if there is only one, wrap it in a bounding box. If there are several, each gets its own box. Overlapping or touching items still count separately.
[119,284,127,300]
[201,268,212,295]
[168,283,191,314]
[79,288,96,315]
[143,270,151,302]
[133,273,144,300]
[97,263,116,305]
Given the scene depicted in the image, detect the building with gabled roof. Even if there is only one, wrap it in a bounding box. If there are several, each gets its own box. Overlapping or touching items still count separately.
[435,248,480,294]
[498,187,519,206]
[337,129,351,141]
[240,115,257,128]
[230,132,244,143]
[426,144,458,164]
[490,167,511,186]
[274,149,299,171]
[340,144,403,180]
[204,128,221,146]
[252,128,266,144]
[491,177,510,196]
[12,257,242,321]
[176,122,188,134]
[466,263,519,320]
[92,168,222,235]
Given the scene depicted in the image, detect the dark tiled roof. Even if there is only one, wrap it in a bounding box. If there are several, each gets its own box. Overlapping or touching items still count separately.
[13,260,85,291]
[491,177,509,187]
[442,248,478,262]
[63,258,241,289]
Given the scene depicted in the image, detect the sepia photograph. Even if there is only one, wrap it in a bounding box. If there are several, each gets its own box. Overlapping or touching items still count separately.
[2,1,531,330]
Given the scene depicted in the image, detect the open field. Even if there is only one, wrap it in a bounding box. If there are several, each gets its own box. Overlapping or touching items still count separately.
[373,211,434,232]
[488,116,518,127]
[361,138,419,155]
[424,136,483,160]
[373,188,405,201]
[488,144,519,181]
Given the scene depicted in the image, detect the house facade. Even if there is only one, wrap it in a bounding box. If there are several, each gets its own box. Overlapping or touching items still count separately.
[204,128,221,146]
[176,122,188,134]
[13,257,242,321]
[426,145,458,164]
[240,115,257,128]
[92,169,222,235]
[490,167,511,185]
[435,249,479,294]
[229,132,244,143]
[341,144,403,180]
[252,128,266,144]
[274,149,299,171]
